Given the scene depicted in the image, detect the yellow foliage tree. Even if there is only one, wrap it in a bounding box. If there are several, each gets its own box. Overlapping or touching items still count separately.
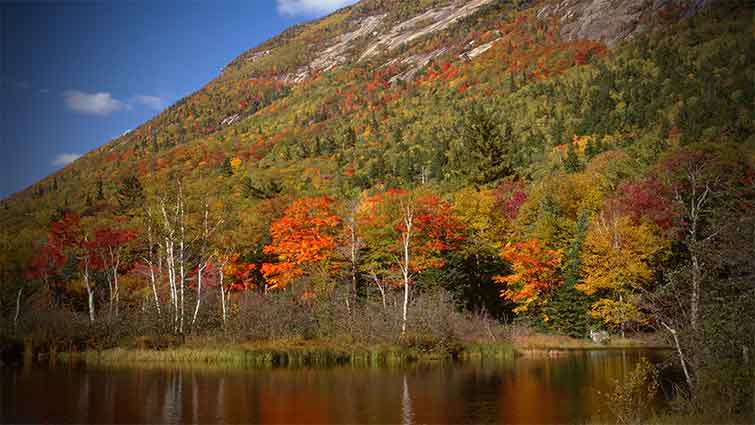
[230,157,242,171]
[450,187,507,255]
[577,214,668,333]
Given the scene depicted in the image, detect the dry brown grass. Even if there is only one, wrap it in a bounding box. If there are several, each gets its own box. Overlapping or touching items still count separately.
[512,333,669,350]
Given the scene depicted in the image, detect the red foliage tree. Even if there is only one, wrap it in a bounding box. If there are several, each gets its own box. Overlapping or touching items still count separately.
[261,196,341,289]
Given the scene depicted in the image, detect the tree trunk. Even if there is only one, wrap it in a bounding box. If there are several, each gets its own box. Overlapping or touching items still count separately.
[113,262,120,318]
[690,251,701,330]
[400,203,413,338]
[349,212,359,305]
[192,265,204,326]
[178,189,185,335]
[146,219,161,315]
[162,202,179,332]
[106,272,113,317]
[662,322,693,390]
[402,270,409,337]
[619,293,625,338]
[371,272,386,311]
[84,259,95,322]
[219,269,227,325]
[149,264,161,315]
[14,287,23,332]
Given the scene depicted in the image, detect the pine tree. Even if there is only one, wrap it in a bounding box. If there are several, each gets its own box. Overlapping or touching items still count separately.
[545,212,592,337]
[369,154,385,182]
[220,157,233,176]
[115,175,145,214]
[96,179,105,200]
[585,138,598,159]
[564,140,581,173]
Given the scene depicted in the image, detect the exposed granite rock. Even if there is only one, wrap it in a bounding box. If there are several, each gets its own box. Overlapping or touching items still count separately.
[537,0,717,48]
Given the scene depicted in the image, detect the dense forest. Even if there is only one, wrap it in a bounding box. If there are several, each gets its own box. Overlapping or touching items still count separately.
[1,0,753,420]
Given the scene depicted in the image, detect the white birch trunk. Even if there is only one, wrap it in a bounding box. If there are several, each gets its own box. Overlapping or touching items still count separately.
[371,271,387,311]
[83,255,95,322]
[220,268,227,325]
[192,264,206,326]
[400,203,413,338]
[178,184,185,335]
[14,287,23,331]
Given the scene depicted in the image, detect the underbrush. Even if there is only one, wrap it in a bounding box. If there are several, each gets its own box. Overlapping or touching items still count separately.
[2,288,514,363]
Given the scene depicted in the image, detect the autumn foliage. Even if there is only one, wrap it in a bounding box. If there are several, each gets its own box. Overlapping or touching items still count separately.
[261,196,341,289]
[358,190,465,279]
[494,239,562,313]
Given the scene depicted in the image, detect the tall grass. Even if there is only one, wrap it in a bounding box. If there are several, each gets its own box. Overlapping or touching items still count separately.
[60,340,517,368]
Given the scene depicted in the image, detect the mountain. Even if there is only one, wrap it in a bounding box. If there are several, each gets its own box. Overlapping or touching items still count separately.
[2,1,754,415]
[2,0,753,339]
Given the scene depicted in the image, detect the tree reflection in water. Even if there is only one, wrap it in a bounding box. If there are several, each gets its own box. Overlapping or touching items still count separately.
[1,349,673,424]
[402,374,414,425]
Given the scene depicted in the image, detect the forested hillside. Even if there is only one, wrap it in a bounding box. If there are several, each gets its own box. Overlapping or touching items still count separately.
[1,0,753,419]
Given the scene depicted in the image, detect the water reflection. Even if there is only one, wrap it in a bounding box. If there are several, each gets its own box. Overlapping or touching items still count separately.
[402,374,413,425]
[1,349,671,424]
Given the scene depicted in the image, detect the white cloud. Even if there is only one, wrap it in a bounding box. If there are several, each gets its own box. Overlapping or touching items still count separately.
[132,94,164,111]
[277,0,357,16]
[63,90,127,115]
[52,153,82,166]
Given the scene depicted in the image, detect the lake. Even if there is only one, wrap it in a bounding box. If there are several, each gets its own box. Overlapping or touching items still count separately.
[1,349,674,424]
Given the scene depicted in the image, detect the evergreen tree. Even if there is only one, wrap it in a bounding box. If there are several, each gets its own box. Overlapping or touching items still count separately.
[96,179,105,200]
[564,140,581,172]
[220,157,233,176]
[459,106,515,183]
[585,138,598,159]
[115,175,145,214]
[369,154,385,182]
[545,212,592,337]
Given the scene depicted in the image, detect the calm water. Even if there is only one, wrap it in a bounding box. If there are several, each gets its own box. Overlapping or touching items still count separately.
[1,350,673,424]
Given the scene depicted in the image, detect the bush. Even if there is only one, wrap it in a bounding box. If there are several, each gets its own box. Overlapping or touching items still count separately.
[598,357,660,425]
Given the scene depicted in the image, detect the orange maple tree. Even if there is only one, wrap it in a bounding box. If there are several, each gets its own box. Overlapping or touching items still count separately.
[358,190,465,277]
[260,196,341,289]
[494,239,562,314]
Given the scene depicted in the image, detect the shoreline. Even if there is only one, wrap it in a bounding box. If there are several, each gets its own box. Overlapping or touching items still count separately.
[53,340,518,367]
[31,333,671,367]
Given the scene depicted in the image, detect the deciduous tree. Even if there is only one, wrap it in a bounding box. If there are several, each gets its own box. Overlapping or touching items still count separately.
[494,239,561,315]
[261,196,341,290]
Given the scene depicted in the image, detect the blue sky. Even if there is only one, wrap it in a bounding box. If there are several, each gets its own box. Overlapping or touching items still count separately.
[0,0,357,198]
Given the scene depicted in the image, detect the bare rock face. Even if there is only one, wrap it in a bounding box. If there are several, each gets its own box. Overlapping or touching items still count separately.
[537,0,716,48]
[359,0,495,61]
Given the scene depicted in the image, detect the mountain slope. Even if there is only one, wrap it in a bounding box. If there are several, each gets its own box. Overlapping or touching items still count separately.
[1,0,752,315]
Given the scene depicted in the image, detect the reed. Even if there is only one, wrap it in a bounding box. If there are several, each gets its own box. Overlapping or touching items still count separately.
[58,340,517,367]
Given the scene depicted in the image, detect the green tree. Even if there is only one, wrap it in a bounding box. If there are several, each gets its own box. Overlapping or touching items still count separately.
[564,141,581,173]
[545,211,592,337]
[115,175,145,214]
[95,179,105,200]
[220,157,233,177]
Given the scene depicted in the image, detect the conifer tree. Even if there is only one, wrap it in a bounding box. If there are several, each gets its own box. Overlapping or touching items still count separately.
[545,212,592,337]
[564,140,581,173]
[96,179,105,200]
[220,157,233,176]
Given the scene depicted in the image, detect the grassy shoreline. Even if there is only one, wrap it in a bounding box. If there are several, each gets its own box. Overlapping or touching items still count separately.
[54,339,518,367]
[47,333,669,367]
[512,333,670,351]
